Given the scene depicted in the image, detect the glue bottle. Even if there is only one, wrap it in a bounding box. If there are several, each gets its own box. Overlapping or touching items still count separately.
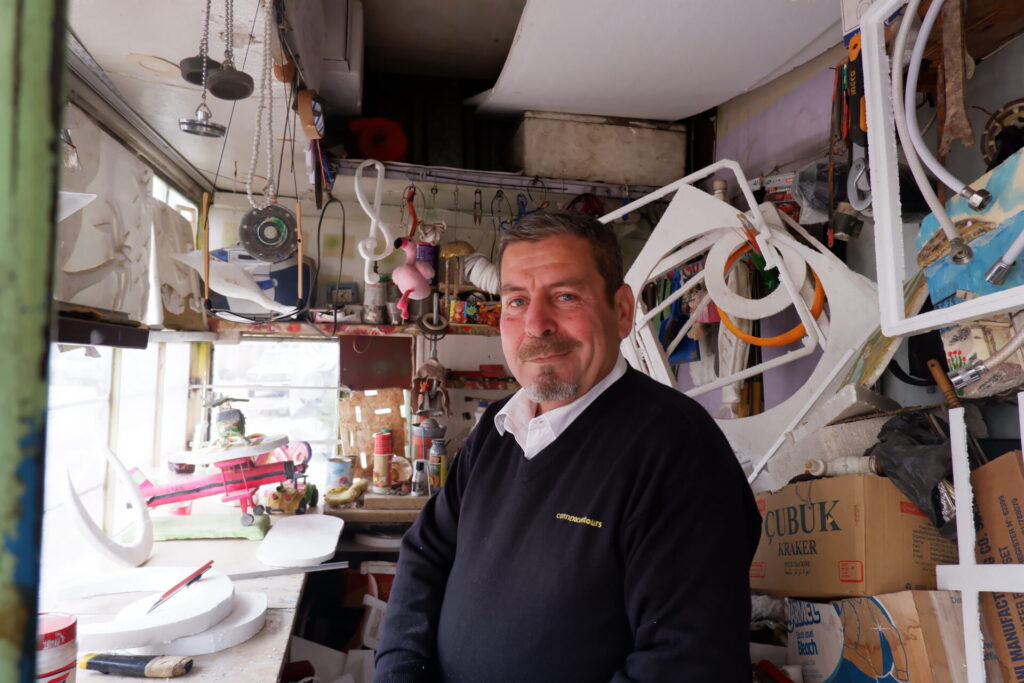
[410,459,428,496]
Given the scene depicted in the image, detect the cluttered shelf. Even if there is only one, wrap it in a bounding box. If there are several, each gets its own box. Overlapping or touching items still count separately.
[207,317,500,338]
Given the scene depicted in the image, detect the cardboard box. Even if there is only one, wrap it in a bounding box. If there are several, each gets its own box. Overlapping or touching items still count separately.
[786,591,985,683]
[750,475,958,598]
[973,450,1024,683]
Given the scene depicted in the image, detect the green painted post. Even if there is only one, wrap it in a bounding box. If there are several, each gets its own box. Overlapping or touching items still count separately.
[0,0,66,679]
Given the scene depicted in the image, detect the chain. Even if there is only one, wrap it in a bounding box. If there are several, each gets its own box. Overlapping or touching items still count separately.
[199,0,212,105]
[245,0,275,208]
[223,0,235,67]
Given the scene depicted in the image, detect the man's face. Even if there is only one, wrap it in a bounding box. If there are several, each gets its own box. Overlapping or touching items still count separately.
[499,234,634,414]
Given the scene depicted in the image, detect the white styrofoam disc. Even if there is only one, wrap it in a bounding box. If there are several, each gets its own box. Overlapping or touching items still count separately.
[72,567,235,651]
[256,514,344,567]
[129,591,267,656]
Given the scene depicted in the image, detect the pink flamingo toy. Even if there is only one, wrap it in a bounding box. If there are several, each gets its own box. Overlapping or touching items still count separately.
[391,238,434,320]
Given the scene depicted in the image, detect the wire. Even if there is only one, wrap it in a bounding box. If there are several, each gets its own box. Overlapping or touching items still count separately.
[211,3,261,190]
[312,195,341,303]
[887,358,935,386]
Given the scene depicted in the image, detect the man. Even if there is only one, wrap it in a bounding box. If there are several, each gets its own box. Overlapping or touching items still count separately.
[375,210,761,682]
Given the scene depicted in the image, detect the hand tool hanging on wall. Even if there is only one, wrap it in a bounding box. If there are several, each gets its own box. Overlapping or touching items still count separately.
[845,34,873,215]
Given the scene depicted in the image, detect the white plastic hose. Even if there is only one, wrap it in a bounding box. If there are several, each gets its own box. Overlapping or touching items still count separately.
[353,159,395,284]
[949,320,1024,389]
[986,229,1024,284]
[463,253,501,295]
[903,0,989,210]
[986,323,1024,369]
[892,0,963,249]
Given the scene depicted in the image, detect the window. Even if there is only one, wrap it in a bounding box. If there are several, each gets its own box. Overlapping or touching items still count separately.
[208,338,341,460]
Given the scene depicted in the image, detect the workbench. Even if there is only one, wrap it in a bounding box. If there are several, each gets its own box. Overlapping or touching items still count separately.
[38,534,310,681]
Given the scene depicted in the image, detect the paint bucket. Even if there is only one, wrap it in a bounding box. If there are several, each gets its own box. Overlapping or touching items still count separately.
[326,456,354,490]
[37,612,76,682]
[411,418,446,463]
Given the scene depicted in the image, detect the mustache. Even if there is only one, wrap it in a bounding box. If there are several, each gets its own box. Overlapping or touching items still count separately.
[518,336,580,362]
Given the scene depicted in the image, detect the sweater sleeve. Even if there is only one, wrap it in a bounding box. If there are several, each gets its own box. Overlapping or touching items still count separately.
[612,410,761,683]
[373,431,476,683]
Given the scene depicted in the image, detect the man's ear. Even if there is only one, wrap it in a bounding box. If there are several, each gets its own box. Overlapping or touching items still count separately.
[613,284,635,340]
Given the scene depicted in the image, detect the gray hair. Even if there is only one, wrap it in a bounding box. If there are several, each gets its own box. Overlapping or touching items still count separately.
[497,210,624,303]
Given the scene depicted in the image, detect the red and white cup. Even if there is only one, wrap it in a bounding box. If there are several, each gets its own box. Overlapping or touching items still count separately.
[37,612,76,682]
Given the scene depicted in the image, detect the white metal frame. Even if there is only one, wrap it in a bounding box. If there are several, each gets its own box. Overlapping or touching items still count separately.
[861,0,1024,337]
[937,398,1024,683]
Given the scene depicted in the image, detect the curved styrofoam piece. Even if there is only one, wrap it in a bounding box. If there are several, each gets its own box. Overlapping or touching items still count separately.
[128,591,267,656]
[256,514,344,567]
[176,434,289,465]
[71,568,235,651]
[65,448,153,567]
[703,229,808,320]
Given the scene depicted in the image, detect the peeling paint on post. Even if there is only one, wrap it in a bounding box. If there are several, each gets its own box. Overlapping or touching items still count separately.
[0,0,66,680]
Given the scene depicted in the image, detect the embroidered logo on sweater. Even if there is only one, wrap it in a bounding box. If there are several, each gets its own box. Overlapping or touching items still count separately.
[555,513,603,529]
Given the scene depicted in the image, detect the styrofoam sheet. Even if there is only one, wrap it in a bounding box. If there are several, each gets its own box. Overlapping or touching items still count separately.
[257,514,344,567]
[470,0,841,120]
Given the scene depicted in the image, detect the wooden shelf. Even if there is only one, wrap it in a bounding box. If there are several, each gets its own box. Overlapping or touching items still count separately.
[447,379,519,391]
[207,318,500,338]
[362,493,429,510]
[323,506,423,523]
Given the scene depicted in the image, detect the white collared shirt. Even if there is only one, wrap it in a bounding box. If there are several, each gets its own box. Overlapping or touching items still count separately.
[494,356,628,459]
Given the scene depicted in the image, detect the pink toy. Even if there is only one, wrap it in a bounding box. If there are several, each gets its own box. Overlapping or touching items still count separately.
[391,238,433,320]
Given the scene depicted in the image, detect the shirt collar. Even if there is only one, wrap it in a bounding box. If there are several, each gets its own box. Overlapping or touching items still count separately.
[495,356,628,438]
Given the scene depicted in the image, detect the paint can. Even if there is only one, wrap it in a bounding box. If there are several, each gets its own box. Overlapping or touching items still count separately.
[37,612,76,682]
[326,456,354,490]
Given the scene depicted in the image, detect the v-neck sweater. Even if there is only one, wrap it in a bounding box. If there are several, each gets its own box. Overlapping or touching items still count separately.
[375,367,762,683]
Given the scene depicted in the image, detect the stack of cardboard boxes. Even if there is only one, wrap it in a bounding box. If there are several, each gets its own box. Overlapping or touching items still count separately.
[751,453,1024,682]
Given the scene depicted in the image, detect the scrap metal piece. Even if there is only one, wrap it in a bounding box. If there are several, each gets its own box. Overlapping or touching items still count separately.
[938,0,976,156]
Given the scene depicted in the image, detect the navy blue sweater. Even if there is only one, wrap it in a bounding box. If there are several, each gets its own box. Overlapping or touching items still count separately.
[375,368,761,682]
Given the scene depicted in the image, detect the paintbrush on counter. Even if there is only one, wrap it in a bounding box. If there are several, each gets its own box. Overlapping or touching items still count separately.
[79,653,193,677]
